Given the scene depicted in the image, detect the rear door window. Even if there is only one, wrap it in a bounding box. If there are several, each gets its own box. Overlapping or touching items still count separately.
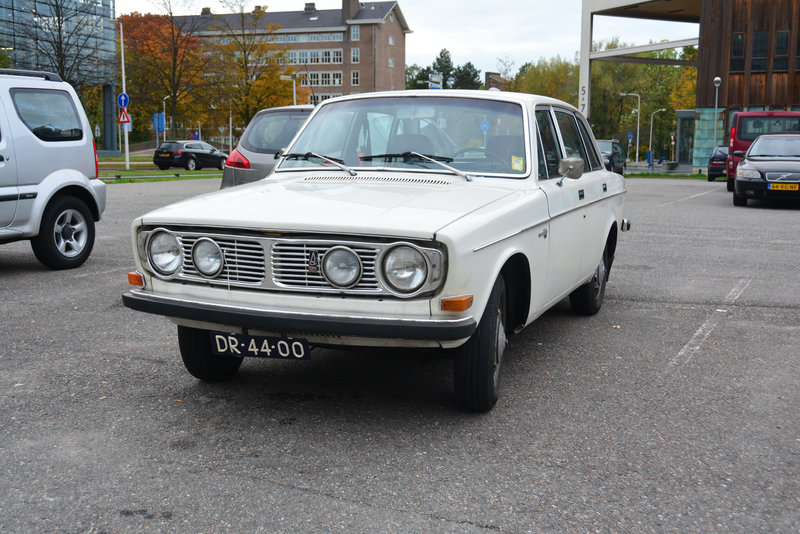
[10,88,83,142]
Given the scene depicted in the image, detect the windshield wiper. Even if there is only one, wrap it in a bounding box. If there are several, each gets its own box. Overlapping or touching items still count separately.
[282,151,357,176]
[360,152,453,163]
[360,151,472,182]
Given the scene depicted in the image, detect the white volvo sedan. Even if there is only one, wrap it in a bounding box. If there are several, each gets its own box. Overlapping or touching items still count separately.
[123,90,630,412]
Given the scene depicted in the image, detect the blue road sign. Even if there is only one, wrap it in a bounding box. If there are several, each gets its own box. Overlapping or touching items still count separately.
[117,93,130,108]
[628,132,634,141]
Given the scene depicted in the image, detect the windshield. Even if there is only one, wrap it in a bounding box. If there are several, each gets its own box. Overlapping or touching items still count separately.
[748,136,800,157]
[278,96,528,177]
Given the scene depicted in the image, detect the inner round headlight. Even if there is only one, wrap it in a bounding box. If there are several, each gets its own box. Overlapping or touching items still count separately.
[148,231,181,275]
[322,246,362,288]
[192,238,223,277]
[383,245,427,293]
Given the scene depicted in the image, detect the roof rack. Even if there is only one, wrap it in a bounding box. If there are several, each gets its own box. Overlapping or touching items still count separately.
[0,69,63,82]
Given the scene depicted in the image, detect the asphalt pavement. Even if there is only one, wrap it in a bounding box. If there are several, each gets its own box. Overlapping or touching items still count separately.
[1,177,798,532]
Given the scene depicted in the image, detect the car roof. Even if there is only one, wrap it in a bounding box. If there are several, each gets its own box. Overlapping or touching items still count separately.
[255,104,314,114]
[316,89,579,114]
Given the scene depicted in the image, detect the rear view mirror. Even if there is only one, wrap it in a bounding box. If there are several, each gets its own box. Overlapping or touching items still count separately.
[557,157,584,180]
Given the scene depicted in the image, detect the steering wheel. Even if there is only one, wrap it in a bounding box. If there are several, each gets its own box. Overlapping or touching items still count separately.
[453,147,505,164]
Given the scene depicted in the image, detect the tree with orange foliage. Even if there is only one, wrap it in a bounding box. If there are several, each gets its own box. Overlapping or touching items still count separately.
[122,1,208,140]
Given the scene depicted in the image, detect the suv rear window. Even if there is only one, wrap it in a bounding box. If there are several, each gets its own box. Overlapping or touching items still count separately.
[10,88,83,142]
[241,111,310,153]
[158,143,183,151]
[738,116,800,142]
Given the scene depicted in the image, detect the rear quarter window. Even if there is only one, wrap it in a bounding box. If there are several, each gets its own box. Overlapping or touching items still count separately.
[10,88,83,142]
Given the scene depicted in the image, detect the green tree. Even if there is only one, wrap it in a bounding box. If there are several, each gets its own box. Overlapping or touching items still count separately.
[0,49,10,68]
[517,55,579,104]
[431,49,455,88]
[452,62,481,89]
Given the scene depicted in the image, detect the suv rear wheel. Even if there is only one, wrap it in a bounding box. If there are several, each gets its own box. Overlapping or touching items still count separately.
[31,195,95,270]
[185,158,197,171]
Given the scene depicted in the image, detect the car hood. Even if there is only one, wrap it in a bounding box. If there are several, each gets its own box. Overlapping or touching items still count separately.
[744,158,800,173]
[140,171,518,239]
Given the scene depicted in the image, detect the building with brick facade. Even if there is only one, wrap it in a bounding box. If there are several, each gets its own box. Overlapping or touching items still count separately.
[184,1,410,105]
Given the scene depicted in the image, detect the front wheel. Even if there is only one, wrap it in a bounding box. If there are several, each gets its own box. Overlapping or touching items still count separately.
[569,245,609,316]
[733,192,747,206]
[30,195,95,270]
[453,275,508,412]
[178,326,243,381]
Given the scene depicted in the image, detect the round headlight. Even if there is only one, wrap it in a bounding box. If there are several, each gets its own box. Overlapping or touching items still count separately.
[148,231,181,275]
[383,245,427,293]
[322,246,362,288]
[192,238,223,277]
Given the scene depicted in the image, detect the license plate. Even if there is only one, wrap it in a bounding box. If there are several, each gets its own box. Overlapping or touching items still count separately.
[768,183,799,191]
[161,152,171,157]
[210,332,310,360]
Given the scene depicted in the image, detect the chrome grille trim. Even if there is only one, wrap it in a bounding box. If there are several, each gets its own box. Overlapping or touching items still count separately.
[142,228,444,297]
[766,172,800,182]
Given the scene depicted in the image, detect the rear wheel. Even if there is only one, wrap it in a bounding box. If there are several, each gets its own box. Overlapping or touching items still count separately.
[726,177,734,192]
[158,164,169,170]
[185,158,197,171]
[30,195,95,270]
[569,245,609,316]
[217,158,225,170]
[453,275,507,412]
[178,326,243,381]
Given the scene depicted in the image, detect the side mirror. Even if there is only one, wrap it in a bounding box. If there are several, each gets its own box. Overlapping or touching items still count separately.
[557,157,585,180]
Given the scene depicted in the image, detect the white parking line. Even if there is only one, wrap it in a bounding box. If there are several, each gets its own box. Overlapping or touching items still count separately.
[664,278,752,374]
[658,189,715,207]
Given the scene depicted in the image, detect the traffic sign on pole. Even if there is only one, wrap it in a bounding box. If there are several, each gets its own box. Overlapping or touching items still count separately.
[118,108,131,124]
[117,93,130,108]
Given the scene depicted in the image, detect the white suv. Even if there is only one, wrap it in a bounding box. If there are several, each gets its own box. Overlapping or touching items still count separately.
[0,69,106,269]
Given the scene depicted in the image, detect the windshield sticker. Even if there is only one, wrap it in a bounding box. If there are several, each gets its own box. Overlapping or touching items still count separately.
[511,156,524,171]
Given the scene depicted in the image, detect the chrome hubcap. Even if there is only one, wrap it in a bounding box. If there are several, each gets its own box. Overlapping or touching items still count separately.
[53,209,88,258]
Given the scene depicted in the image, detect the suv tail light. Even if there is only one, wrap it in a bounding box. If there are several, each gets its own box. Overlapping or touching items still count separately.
[93,138,99,178]
[226,149,251,169]
[729,127,735,149]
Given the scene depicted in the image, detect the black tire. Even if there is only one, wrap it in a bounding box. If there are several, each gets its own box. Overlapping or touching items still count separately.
[708,175,715,182]
[569,245,609,316]
[733,192,747,206]
[158,164,169,170]
[217,158,225,170]
[177,326,243,381]
[185,158,197,171]
[453,275,508,412]
[30,195,95,270]
[726,177,734,192]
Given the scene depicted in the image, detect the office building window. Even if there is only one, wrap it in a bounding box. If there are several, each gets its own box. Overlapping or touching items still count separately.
[352,70,360,86]
[389,36,395,46]
[730,32,744,72]
[351,26,360,41]
[751,30,767,72]
[388,58,394,68]
[351,48,360,64]
[774,31,789,71]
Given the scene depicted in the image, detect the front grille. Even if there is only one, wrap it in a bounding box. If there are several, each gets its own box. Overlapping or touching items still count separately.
[179,235,265,284]
[766,172,800,182]
[272,242,380,291]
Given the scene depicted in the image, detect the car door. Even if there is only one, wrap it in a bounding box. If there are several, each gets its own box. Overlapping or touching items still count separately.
[534,106,587,305]
[200,142,217,166]
[0,97,18,228]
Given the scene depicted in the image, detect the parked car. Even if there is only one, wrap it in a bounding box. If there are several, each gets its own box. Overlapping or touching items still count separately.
[0,68,106,269]
[123,90,630,412]
[707,145,728,181]
[221,105,314,189]
[597,139,626,175]
[733,133,800,206]
[153,140,227,171]
[725,110,800,191]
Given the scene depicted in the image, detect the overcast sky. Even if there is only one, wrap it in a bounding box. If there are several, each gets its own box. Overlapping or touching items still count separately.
[116,0,699,78]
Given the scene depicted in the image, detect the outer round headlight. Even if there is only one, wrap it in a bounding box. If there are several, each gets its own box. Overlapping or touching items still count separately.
[322,246,362,288]
[192,238,223,277]
[148,231,181,275]
[383,245,427,293]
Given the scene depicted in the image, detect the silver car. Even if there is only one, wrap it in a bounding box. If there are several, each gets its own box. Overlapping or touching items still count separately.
[220,104,313,189]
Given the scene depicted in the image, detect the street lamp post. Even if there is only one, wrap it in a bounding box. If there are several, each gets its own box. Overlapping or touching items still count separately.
[649,108,667,167]
[162,95,170,146]
[713,76,722,149]
[280,74,297,105]
[111,19,130,170]
[620,92,641,164]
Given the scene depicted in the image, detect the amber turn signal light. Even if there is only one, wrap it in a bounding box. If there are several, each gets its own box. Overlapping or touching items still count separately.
[440,295,473,312]
[127,271,144,287]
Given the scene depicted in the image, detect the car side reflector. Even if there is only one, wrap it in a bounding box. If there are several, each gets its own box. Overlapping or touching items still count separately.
[441,295,473,312]
[128,271,144,287]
